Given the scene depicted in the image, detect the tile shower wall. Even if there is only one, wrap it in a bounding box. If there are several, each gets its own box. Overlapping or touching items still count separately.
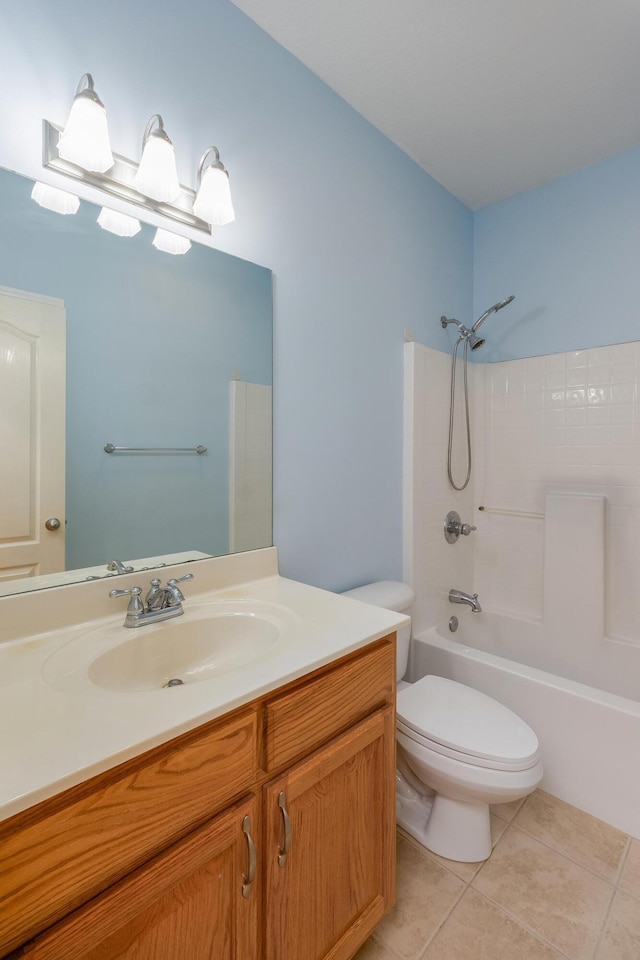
[476,341,640,643]
[406,340,640,644]
[404,342,477,631]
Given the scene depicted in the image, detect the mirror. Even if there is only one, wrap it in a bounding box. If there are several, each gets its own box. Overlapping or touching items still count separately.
[0,166,272,596]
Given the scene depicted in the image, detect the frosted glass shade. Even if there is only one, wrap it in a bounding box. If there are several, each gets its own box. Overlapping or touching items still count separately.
[133,137,181,202]
[31,181,80,215]
[58,96,114,173]
[193,165,235,226]
[97,208,141,237]
[152,228,191,255]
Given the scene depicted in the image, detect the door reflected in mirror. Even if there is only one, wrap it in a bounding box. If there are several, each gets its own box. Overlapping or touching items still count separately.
[0,166,272,597]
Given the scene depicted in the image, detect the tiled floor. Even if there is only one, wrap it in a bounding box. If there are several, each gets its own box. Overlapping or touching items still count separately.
[355,791,640,960]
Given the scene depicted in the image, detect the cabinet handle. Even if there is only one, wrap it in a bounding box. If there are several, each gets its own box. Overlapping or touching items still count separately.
[277,790,292,867]
[242,815,257,898]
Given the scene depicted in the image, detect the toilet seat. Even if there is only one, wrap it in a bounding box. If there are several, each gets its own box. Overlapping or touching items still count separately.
[396,675,540,772]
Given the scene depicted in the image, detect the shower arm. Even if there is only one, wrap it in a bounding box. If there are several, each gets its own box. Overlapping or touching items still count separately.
[441,316,471,336]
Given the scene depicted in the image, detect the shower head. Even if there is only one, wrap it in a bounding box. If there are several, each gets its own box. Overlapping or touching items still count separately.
[471,295,515,334]
[469,334,485,350]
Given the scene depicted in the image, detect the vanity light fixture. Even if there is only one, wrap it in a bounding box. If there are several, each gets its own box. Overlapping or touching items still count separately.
[57,74,114,173]
[97,207,141,237]
[192,146,235,226]
[133,115,181,203]
[152,228,191,255]
[39,73,235,242]
[31,181,80,215]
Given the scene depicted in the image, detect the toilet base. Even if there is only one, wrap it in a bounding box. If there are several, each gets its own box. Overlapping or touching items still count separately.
[423,794,492,862]
[396,783,434,844]
[397,786,493,862]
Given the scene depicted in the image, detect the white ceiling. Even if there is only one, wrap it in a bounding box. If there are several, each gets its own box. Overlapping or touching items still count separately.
[231,0,640,209]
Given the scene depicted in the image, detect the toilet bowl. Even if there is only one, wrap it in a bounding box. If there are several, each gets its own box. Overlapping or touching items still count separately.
[341,581,543,862]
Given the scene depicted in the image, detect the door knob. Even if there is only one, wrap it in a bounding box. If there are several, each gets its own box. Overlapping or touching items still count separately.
[44,517,62,531]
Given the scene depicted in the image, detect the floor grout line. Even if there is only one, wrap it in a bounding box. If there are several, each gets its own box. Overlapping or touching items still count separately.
[472,819,620,958]
[415,881,470,960]
[588,881,617,960]
[375,793,638,960]
[466,886,588,960]
[505,819,628,888]
[611,834,632,888]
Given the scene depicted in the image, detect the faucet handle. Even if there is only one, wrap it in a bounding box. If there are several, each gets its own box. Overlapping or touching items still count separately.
[168,573,194,584]
[166,573,194,604]
[444,511,477,543]
[109,585,144,615]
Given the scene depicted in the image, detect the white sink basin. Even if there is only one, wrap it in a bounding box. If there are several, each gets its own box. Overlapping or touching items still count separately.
[43,599,297,694]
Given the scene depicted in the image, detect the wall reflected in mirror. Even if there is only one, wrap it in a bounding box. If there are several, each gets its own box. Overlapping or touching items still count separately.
[0,166,272,597]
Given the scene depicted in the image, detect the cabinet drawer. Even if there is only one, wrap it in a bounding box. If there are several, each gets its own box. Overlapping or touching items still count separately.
[0,707,259,958]
[264,636,395,772]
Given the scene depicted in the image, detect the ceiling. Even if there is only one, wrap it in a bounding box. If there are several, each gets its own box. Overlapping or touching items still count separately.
[231,0,640,210]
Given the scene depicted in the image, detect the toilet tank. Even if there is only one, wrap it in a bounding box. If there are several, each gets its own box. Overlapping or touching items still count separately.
[340,580,415,682]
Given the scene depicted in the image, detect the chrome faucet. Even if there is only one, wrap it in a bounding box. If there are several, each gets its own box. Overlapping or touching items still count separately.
[110,574,194,628]
[449,588,482,613]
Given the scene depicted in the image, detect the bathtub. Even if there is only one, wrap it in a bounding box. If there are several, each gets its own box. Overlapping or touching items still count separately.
[411,620,640,840]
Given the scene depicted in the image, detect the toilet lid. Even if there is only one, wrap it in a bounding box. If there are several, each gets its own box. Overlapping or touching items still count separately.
[396,675,540,767]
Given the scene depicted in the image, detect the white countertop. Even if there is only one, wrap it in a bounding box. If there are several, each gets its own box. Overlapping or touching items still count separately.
[0,561,406,823]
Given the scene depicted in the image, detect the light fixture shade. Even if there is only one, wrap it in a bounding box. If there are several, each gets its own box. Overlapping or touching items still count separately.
[31,181,80,215]
[193,147,235,226]
[58,74,114,173]
[97,207,141,237]
[152,228,191,255]
[133,115,181,202]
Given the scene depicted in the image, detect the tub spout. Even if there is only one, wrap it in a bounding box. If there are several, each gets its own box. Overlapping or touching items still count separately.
[449,589,482,613]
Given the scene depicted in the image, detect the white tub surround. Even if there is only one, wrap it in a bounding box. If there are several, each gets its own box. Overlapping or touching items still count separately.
[404,340,640,701]
[475,342,640,643]
[404,340,640,840]
[405,338,640,647]
[403,342,478,629]
[543,492,604,644]
[0,547,407,822]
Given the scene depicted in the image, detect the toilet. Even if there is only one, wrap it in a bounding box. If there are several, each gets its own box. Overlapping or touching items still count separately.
[341,581,543,862]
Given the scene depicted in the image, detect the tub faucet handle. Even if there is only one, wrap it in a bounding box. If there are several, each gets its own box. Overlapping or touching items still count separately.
[444,510,477,543]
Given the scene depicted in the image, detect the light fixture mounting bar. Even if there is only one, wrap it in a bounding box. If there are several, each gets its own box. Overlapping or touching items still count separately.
[42,120,211,235]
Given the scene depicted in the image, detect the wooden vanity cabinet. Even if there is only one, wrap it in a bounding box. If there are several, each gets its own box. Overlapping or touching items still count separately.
[264,707,395,960]
[2,635,396,960]
[17,795,260,960]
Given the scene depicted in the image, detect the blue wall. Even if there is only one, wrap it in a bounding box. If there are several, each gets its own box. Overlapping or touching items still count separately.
[473,145,640,363]
[0,0,473,590]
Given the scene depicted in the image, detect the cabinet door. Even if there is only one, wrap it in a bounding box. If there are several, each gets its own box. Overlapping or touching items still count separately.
[20,795,260,960]
[264,706,396,960]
